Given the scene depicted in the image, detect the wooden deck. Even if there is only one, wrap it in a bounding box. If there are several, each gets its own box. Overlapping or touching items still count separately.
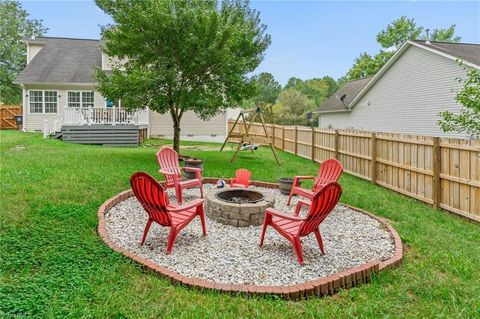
[61,125,148,146]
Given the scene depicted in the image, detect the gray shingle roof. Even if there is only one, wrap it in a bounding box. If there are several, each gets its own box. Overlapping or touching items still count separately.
[316,77,372,113]
[15,37,102,84]
[412,40,480,67]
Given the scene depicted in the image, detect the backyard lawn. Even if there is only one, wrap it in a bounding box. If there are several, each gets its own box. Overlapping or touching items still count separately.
[1,130,479,318]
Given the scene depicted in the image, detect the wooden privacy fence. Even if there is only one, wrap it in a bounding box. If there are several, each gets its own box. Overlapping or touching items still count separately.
[0,106,22,129]
[228,120,480,222]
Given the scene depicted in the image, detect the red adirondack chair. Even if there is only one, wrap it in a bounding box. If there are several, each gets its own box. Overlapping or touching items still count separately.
[287,158,343,206]
[156,147,204,204]
[130,172,207,254]
[230,169,252,188]
[259,182,342,265]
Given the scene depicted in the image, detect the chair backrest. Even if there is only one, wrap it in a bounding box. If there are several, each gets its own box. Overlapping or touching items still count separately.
[299,182,342,236]
[235,169,252,186]
[130,172,171,226]
[156,147,181,185]
[313,159,343,191]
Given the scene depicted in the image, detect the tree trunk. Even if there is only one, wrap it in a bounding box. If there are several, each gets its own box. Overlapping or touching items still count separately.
[173,121,181,153]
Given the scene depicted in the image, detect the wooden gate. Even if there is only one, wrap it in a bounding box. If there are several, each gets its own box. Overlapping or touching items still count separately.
[0,106,22,129]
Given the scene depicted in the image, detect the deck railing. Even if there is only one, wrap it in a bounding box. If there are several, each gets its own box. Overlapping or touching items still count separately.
[63,107,149,126]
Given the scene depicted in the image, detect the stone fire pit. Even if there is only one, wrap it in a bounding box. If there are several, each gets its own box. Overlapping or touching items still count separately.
[204,188,274,227]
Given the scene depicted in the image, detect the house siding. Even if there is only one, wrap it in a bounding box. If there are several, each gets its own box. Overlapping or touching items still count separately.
[319,45,468,137]
[23,84,102,131]
[149,111,229,142]
[27,44,44,64]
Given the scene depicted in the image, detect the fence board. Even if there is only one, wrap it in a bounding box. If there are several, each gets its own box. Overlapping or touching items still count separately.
[0,106,22,129]
[228,120,480,222]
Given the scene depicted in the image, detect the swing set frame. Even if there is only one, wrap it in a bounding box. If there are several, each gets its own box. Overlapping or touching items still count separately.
[220,107,281,165]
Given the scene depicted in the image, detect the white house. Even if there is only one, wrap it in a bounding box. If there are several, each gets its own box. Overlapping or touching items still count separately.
[14,36,240,145]
[316,40,480,138]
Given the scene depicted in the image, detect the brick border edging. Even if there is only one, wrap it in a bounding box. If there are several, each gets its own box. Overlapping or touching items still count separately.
[97,178,403,300]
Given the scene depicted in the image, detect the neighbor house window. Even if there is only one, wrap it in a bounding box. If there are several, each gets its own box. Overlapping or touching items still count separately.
[67,91,95,108]
[29,90,58,114]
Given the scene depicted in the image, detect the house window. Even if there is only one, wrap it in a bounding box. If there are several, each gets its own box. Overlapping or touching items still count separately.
[29,91,43,113]
[68,92,80,107]
[29,90,58,114]
[44,91,58,113]
[82,92,94,107]
[67,91,95,108]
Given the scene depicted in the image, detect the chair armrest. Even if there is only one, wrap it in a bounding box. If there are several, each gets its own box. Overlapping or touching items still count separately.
[181,167,202,179]
[265,207,304,221]
[293,176,314,187]
[294,199,311,216]
[168,198,205,212]
[159,169,177,176]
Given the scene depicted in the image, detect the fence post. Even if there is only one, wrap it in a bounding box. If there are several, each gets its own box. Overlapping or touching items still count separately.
[272,124,275,148]
[311,127,315,161]
[282,125,285,150]
[433,137,441,209]
[371,132,377,184]
[334,129,339,160]
[294,125,298,155]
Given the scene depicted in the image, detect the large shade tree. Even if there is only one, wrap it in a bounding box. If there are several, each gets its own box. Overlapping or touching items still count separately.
[0,0,46,104]
[95,0,271,151]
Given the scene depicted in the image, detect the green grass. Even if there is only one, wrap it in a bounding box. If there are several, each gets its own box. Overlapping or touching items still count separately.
[1,130,479,318]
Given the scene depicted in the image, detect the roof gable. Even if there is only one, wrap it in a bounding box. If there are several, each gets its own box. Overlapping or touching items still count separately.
[348,40,480,108]
[316,77,372,113]
[15,37,102,84]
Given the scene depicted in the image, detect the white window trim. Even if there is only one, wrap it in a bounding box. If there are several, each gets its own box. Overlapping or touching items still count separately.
[28,90,58,114]
[67,90,95,108]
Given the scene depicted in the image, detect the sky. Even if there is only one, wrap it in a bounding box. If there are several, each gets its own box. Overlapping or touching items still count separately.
[20,0,480,85]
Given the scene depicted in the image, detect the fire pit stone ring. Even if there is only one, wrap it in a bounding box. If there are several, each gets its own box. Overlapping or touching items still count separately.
[204,188,275,227]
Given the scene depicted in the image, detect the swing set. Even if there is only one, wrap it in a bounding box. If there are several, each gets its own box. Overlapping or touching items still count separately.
[220,107,280,165]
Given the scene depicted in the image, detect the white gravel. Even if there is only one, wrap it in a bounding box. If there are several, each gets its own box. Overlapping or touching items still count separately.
[105,184,395,286]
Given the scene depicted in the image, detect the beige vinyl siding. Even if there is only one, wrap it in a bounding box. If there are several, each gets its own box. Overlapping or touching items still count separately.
[149,110,228,142]
[23,84,102,131]
[320,45,468,138]
[101,52,126,71]
[27,44,44,64]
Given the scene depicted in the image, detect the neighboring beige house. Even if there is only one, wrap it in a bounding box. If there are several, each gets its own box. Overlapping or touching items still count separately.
[14,36,240,144]
[316,40,480,138]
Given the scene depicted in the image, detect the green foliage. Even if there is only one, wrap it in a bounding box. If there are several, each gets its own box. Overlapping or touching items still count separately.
[273,88,315,124]
[242,72,281,122]
[376,16,423,50]
[439,64,480,138]
[95,0,271,151]
[320,76,339,97]
[0,0,46,104]
[420,25,462,43]
[346,16,461,81]
[1,131,480,317]
[346,51,393,80]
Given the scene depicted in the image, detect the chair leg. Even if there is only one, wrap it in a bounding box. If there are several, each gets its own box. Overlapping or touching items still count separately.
[140,219,153,245]
[166,227,179,255]
[175,185,183,205]
[199,183,204,198]
[259,218,270,247]
[198,206,207,236]
[314,229,325,255]
[292,236,304,265]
